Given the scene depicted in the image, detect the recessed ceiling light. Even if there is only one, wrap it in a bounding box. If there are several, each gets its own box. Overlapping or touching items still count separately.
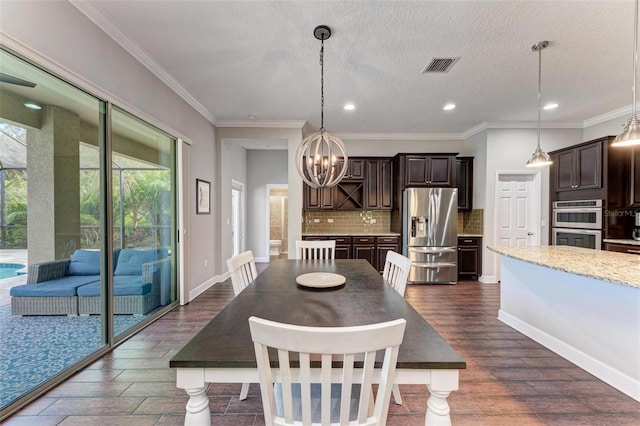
[24,102,41,110]
[344,103,355,111]
[543,103,558,110]
[443,103,456,111]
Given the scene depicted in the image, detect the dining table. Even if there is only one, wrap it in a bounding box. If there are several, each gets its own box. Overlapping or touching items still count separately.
[170,259,466,425]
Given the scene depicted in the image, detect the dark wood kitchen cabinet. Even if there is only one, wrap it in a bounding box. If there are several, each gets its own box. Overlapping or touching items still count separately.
[456,157,473,211]
[403,154,455,187]
[337,158,366,181]
[552,139,602,191]
[458,236,482,280]
[604,242,640,254]
[375,235,401,273]
[303,186,334,209]
[630,148,640,208]
[365,159,393,210]
[353,236,376,266]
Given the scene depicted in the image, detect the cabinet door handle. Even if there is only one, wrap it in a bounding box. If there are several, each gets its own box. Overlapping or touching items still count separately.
[463,239,472,243]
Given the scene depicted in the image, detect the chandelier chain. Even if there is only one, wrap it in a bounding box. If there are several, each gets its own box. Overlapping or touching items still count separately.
[320,38,325,132]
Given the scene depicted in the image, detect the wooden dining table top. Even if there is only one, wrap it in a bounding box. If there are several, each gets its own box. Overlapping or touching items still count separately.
[170,259,465,370]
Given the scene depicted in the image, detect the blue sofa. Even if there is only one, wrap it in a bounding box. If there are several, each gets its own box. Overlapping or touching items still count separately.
[10,248,169,316]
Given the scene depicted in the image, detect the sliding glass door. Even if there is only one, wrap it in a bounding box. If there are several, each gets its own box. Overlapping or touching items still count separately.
[0,47,178,418]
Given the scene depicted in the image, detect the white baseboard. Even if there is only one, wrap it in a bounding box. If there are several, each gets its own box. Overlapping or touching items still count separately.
[188,272,230,302]
[479,274,497,283]
[254,256,269,263]
[498,310,640,402]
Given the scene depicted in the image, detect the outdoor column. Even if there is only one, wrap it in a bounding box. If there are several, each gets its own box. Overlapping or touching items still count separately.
[27,105,81,263]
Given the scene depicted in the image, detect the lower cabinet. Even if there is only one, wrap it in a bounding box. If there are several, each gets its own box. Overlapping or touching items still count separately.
[604,243,640,255]
[458,236,482,280]
[302,235,400,272]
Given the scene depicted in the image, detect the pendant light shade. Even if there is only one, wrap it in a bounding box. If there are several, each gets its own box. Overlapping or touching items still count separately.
[612,0,640,147]
[295,25,348,188]
[526,40,553,168]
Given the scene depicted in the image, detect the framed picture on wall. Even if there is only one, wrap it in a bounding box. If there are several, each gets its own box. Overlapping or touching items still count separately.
[196,179,211,214]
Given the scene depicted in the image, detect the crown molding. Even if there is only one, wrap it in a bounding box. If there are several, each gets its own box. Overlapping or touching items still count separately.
[69,0,216,125]
[582,103,638,128]
[0,30,193,143]
[462,122,488,139]
[484,121,583,129]
[216,120,306,128]
[334,132,465,141]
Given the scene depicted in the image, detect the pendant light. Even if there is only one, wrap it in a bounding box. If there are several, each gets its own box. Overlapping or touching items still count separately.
[612,0,640,147]
[295,25,348,188]
[526,41,553,168]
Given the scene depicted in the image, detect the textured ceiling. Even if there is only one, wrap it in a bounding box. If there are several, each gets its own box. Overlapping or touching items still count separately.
[74,1,634,137]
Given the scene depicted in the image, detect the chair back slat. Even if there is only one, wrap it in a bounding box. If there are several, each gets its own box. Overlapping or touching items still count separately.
[296,240,336,260]
[382,251,411,297]
[249,316,406,426]
[226,250,258,295]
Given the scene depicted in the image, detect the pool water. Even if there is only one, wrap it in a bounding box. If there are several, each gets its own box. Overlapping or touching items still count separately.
[0,263,26,279]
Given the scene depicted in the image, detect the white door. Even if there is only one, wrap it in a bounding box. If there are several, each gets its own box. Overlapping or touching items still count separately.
[495,173,540,247]
[231,181,244,256]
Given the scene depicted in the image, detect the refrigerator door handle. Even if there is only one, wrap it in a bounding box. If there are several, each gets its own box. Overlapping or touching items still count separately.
[409,246,457,254]
[411,216,417,238]
[411,261,457,268]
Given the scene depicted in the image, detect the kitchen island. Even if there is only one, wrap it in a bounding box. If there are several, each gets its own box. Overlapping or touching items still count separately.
[489,245,639,402]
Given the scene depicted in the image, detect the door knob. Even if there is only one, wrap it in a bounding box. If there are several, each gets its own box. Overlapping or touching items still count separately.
[527,232,534,236]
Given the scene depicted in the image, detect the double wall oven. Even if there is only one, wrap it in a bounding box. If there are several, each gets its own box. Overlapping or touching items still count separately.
[552,200,603,250]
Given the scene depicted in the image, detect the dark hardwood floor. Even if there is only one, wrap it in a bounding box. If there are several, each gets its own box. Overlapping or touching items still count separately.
[5,264,640,425]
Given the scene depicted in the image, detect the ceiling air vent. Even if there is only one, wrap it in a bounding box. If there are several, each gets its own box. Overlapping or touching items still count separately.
[421,57,460,73]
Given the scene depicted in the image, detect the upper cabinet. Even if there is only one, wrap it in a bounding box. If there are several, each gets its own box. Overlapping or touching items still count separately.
[456,157,473,211]
[553,141,602,191]
[630,148,640,208]
[365,159,393,210]
[303,157,393,210]
[403,154,455,187]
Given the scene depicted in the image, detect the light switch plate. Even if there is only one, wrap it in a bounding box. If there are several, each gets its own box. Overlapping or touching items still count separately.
[314,219,320,223]
[328,219,334,223]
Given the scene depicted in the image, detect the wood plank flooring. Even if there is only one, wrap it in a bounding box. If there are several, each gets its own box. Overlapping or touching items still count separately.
[5,266,640,425]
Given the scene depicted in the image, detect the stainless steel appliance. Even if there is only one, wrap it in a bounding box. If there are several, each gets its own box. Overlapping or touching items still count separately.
[552,199,603,230]
[552,199,603,250]
[402,188,458,284]
[633,212,640,241]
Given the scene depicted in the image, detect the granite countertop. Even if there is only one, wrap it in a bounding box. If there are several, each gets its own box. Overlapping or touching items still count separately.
[302,232,401,236]
[603,239,640,247]
[488,245,640,289]
[458,234,483,238]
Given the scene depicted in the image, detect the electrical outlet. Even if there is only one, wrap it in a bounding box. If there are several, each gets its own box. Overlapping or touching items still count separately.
[204,259,208,267]
[314,219,320,223]
[371,218,377,224]
[327,218,334,223]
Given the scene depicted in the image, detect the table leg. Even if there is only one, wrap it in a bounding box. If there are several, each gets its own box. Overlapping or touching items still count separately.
[184,386,210,426]
[424,370,458,426]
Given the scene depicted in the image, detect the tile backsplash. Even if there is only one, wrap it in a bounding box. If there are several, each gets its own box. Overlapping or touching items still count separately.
[302,209,483,235]
[458,209,484,235]
[303,210,391,234]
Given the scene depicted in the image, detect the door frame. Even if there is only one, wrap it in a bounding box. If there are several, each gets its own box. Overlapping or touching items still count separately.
[265,184,288,262]
[231,180,245,257]
[492,170,542,282]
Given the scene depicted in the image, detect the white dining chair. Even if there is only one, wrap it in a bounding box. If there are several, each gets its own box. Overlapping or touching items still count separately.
[382,250,411,405]
[226,250,258,400]
[295,240,336,260]
[226,250,258,296]
[382,251,411,297]
[249,316,406,426]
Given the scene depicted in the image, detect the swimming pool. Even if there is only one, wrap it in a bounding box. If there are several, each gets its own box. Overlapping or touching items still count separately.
[0,263,26,280]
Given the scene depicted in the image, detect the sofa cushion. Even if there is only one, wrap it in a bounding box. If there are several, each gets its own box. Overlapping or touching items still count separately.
[114,248,161,276]
[76,276,151,297]
[10,275,100,297]
[68,249,101,276]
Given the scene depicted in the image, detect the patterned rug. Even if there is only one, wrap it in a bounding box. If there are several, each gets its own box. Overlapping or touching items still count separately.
[0,306,151,409]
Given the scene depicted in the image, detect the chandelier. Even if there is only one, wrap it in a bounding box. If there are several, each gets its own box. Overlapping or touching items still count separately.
[526,41,553,168]
[295,25,348,188]
[612,0,640,147]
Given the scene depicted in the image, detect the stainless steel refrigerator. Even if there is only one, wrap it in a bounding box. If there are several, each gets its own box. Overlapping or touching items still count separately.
[402,188,458,284]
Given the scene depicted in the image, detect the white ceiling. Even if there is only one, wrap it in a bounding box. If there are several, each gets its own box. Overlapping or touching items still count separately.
[73,0,634,139]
